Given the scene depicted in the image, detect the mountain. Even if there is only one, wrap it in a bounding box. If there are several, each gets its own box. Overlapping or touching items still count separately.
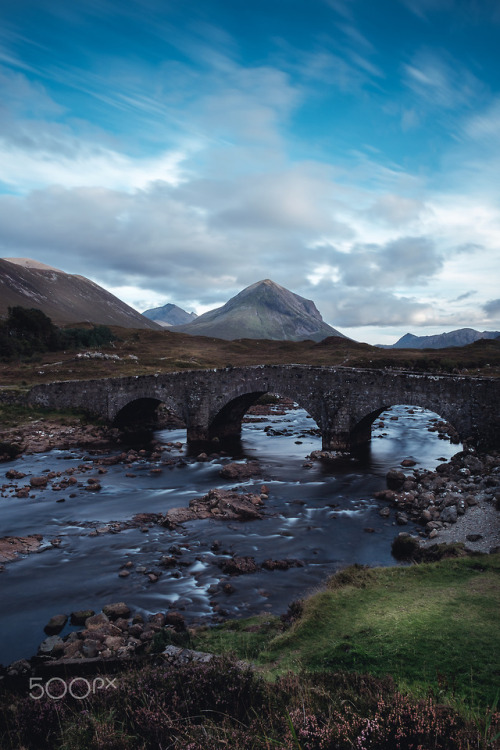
[142,302,197,327]
[382,328,500,349]
[171,279,347,342]
[0,258,160,330]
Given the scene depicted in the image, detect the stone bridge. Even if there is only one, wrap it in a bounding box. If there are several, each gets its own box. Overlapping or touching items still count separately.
[28,365,499,451]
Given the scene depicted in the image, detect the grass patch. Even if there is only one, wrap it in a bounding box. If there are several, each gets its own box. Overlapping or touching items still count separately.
[191,555,500,711]
[192,615,283,662]
[0,403,91,428]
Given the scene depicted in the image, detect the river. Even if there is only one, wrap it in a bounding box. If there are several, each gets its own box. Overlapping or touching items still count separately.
[0,404,459,666]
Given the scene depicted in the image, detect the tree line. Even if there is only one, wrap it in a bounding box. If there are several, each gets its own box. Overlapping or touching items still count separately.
[0,306,116,360]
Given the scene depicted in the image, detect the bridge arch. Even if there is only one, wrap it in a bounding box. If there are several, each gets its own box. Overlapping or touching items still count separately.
[113,397,162,429]
[111,389,186,431]
[349,402,461,448]
[204,376,323,442]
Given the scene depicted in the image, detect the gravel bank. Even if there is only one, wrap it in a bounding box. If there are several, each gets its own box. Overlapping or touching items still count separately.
[420,493,500,553]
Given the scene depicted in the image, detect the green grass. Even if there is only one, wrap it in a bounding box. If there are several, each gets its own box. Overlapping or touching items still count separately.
[192,555,500,711]
[0,403,92,428]
[192,615,283,661]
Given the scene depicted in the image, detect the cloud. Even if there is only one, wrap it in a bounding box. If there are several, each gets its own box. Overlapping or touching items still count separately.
[309,283,438,327]
[0,139,187,193]
[310,236,442,289]
[324,0,356,19]
[202,164,353,237]
[483,299,500,318]
[337,22,375,53]
[0,65,64,118]
[400,0,500,22]
[400,0,453,19]
[453,291,477,302]
[403,50,484,110]
[463,98,500,146]
[292,42,383,94]
[364,194,426,226]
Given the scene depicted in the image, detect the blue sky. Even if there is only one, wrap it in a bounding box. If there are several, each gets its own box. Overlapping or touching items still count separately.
[0,0,499,343]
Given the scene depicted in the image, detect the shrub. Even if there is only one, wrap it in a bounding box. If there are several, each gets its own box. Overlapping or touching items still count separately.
[326,564,376,590]
[2,661,497,749]
[390,534,421,560]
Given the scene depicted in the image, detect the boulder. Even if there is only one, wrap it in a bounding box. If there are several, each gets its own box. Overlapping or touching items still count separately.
[261,559,304,571]
[71,609,95,626]
[102,602,131,619]
[85,612,110,630]
[386,469,406,489]
[104,636,125,651]
[374,489,398,503]
[6,659,32,676]
[219,461,261,480]
[82,639,100,658]
[164,611,186,631]
[30,476,48,488]
[219,556,259,575]
[38,635,65,656]
[44,614,68,635]
[440,505,458,524]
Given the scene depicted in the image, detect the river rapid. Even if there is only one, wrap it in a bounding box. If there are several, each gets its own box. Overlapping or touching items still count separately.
[0,404,459,666]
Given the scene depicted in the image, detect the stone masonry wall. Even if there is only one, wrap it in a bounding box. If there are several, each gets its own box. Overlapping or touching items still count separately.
[27,366,500,451]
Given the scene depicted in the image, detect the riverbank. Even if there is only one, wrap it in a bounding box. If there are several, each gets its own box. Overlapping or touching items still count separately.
[0,404,117,460]
[374,448,500,553]
[1,553,499,750]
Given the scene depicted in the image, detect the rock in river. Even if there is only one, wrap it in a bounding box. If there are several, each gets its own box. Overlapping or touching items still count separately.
[161,488,264,528]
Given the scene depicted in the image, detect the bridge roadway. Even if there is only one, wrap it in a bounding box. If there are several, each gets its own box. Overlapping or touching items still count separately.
[28,365,499,451]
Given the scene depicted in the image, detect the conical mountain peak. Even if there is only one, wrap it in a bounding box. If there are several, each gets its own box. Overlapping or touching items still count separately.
[172,279,347,342]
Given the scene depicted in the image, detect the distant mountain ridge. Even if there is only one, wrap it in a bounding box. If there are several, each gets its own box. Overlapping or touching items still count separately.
[142,302,197,327]
[171,279,347,342]
[381,328,500,349]
[0,258,160,330]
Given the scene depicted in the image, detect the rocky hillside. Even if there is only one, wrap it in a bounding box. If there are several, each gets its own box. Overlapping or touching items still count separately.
[142,302,197,327]
[386,328,500,349]
[172,279,347,342]
[0,258,160,329]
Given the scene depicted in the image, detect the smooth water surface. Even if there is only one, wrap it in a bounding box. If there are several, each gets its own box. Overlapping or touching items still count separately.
[0,404,459,665]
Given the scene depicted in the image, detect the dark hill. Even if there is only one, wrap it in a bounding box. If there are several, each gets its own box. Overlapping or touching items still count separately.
[0,258,160,330]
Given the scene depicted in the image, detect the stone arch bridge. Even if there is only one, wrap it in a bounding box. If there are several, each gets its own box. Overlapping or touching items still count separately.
[28,365,499,451]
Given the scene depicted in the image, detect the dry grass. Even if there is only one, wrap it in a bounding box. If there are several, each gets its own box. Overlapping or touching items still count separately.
[1,327,499,387]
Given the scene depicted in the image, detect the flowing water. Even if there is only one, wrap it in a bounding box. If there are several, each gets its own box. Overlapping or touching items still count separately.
[0,404,459,665]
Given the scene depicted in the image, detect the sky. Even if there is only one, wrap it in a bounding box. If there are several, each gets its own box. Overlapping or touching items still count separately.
[0,0,499,344]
